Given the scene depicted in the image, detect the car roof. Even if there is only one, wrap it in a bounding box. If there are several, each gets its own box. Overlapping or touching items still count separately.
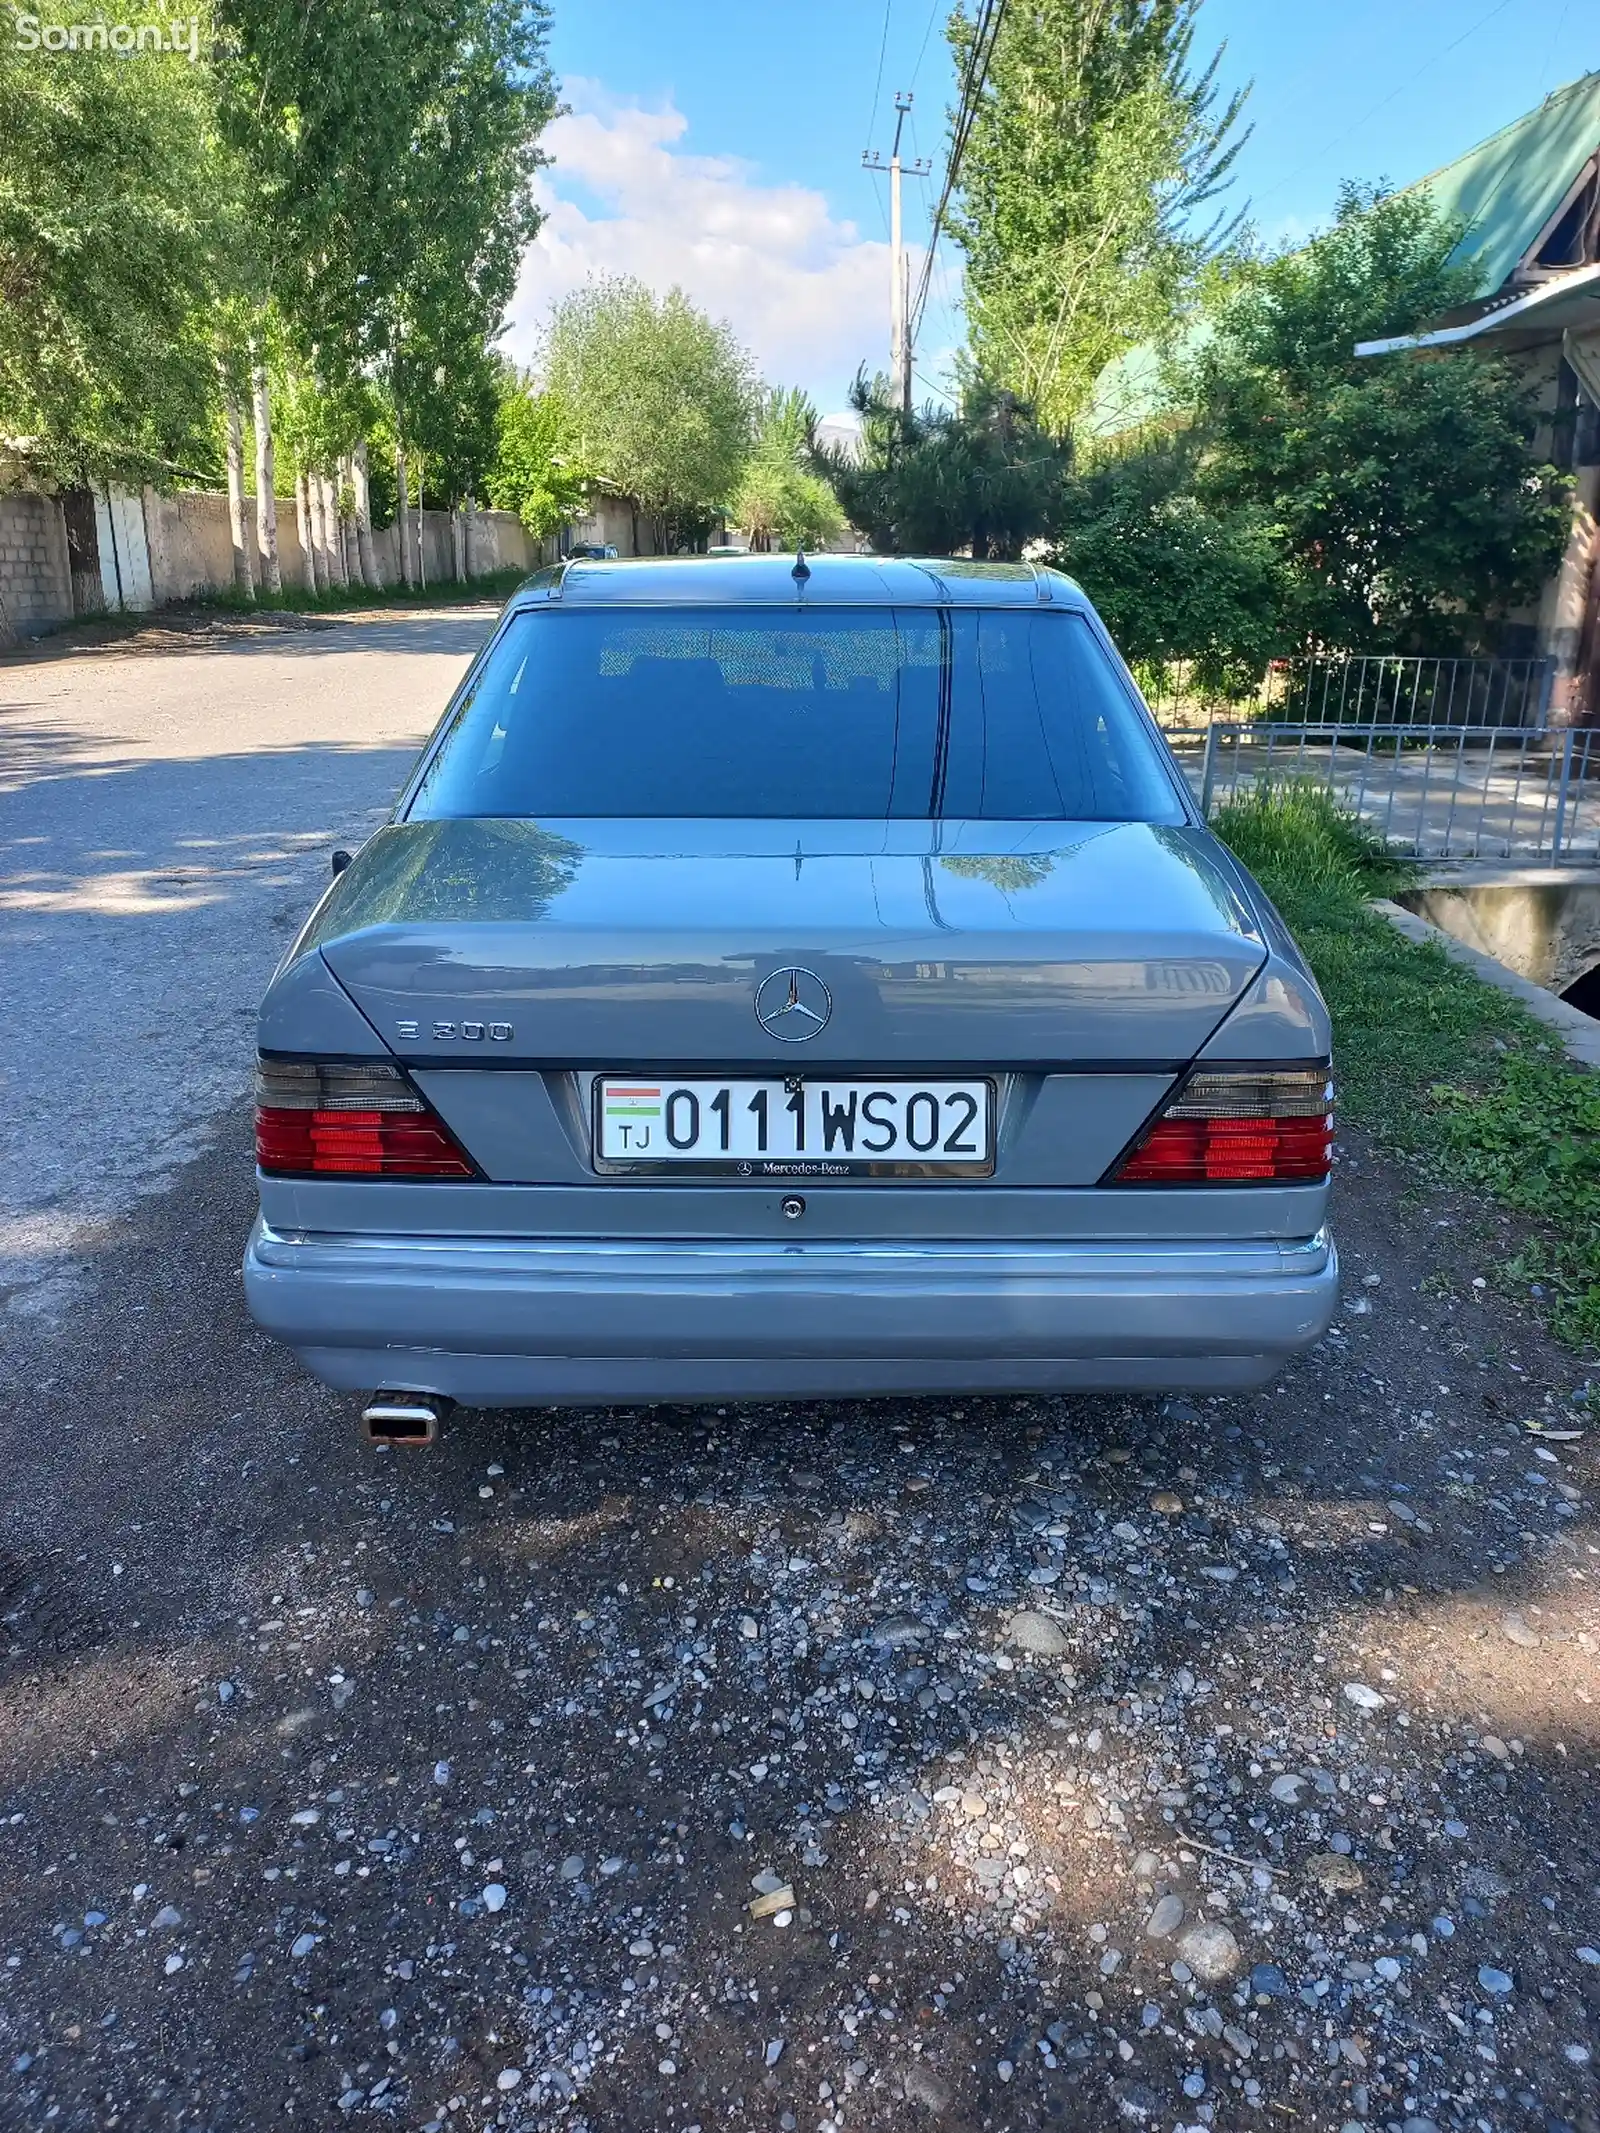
[510,553,1090,610]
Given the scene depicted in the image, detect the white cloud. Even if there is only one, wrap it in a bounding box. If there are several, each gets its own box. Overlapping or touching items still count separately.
[505,80,903,407]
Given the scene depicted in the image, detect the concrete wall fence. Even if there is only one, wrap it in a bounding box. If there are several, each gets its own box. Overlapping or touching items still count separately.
[0,485,545,640]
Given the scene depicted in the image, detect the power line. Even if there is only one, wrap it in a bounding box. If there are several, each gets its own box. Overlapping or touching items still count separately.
[908,0,1007,343]
[908,0,942,91]
[1250,0,1517,212]
[866,0,893,148]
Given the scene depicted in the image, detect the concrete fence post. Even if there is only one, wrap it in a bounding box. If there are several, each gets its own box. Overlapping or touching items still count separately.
[1199,721,1220,818]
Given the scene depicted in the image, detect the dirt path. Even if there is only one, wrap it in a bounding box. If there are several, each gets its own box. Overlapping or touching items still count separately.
[1,1116,1595,2133]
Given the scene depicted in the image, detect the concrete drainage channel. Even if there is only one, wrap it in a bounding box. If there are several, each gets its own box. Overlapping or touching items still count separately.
[1375,867,1600,1067]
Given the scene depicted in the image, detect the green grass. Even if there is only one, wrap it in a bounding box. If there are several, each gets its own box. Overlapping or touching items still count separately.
[1213,781,1600,1344]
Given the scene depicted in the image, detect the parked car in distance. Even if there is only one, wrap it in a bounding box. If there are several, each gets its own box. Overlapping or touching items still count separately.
[564,542,618,559]
[244,555,1337,1443]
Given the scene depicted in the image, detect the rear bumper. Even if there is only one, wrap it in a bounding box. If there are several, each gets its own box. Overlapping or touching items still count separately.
[244,1219,1338,1405]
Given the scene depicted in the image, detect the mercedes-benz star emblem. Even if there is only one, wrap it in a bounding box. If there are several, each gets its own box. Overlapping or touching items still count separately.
[754,965,832,1042]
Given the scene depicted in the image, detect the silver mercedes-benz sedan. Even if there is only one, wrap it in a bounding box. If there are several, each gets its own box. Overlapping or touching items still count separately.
[244,555,1337,1440]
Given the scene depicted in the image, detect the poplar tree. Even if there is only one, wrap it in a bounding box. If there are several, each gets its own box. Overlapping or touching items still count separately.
[948,0,1247,432]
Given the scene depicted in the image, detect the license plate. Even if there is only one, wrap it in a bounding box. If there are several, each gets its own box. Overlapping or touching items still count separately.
[594,1076,995,1177]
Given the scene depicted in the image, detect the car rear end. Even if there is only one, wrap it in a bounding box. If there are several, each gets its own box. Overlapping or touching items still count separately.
[244,557,1337,1415]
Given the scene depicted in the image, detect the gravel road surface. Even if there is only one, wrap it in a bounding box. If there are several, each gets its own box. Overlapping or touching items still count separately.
[1,620,1597,2133]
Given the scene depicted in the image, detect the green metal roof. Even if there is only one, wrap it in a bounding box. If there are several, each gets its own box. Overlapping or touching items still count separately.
[1079,69,1600,440]
[1410,68,1600,298]
[1078,322,1207,441]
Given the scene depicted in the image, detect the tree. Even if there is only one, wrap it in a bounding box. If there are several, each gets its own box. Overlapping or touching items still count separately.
[733,388,844,551]
[486,366,589,537]
[0,6,223,488]
[544,278,759,550]
[1189,185,1572,649]
[1050,444,1286,694]
[948,0,1247,432]
[817,372,1068,557]
[215,0,556,584]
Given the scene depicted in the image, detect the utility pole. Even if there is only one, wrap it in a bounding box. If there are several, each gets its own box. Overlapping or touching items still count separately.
[863,92,931,411]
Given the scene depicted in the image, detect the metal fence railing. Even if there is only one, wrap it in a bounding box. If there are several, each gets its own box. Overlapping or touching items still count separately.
[1262,654,1555,730]
[1195,722,1600,862]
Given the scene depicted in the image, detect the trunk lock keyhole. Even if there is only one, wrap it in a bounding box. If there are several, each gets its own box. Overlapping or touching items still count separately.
[781,1195,806,1221]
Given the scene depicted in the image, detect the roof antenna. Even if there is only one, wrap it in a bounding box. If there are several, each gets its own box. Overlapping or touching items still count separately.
[791,547,811,582]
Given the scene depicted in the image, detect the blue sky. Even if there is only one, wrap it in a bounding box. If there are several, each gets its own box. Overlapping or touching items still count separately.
[506,0,1596,414]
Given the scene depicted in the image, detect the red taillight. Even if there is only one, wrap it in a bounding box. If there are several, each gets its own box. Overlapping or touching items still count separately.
[255,1060,473,1178]
[1111,1068,1332,1185]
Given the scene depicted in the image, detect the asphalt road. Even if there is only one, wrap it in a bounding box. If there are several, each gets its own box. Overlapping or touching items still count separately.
[0,610,487,1326]
[1,616,1597,2133]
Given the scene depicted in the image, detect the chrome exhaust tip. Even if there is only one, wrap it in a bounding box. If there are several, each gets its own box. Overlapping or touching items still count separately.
[361,1393,451,1447]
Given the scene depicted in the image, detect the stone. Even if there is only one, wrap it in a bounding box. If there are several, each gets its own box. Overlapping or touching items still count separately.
[765,2040,784,2067]
[290,1933,319,1958]
[1177,1921,1243,1983]
[496,2070,522,2092]
[1342,1682,1386,1712]
[1150,1492,1184,1515]
[558,1855,585,1880]
[902,2062,952,2113]
[482,1884,507,1913]
[1250,1963,1288,1997]
[1270,1773,1308,1805]
[1006,1610,1070,1657]
[1145,1895,1185,1940]
[1500,1612,1540,1648]
[870,1618,926,1649]
[1307,1853,1364,1893]
[1477,1965,1513,1996]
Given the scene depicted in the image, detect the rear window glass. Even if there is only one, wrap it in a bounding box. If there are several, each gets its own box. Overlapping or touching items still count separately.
[406,605,1182,821]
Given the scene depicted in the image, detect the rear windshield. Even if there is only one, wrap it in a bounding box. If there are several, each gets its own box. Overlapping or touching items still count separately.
[406,605,1184,821]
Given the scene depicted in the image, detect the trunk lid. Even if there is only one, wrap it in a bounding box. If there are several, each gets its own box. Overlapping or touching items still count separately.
[310,817,1265,1066]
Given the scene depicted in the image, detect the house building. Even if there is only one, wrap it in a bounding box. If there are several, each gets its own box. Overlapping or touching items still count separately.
[1354,71,1600,718]
[1082,70,1600,720]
